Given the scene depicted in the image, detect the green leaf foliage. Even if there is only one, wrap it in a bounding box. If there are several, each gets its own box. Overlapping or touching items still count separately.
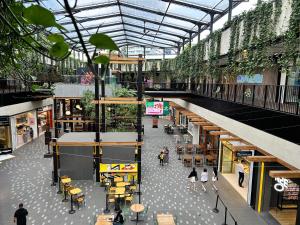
[93,55,110,64]
[89,33,119,51]
[49,41,69,58]
[47,34,64,43]
[23,5,66,30]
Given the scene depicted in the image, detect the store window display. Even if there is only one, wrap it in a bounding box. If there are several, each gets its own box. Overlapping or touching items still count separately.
[0,125,12,154]
[220,141,252,202]
[269,178,299,225]
[15,112,36,147]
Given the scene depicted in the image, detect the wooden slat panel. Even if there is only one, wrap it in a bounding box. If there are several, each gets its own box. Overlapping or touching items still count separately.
[54,97,82,99]
[246,156,277,162]
[99,142,143,146]
[93,100,143,104]
[101,97,138,101]
[219,137,241,141]
[203,126,220,131]
[110,61,138,65]
[232,145,257,151]
[55,119,94,123]
[110,55,144,61]
[190,118,206,122]
[210,131,231,136]
[269,170,300,178]
[52,141,143,147]
[53,142,98,146]
[186,115,199,118]
[194,122,212,126]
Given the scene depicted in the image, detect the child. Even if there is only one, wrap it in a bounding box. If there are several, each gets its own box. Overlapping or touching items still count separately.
[158,151,165,166]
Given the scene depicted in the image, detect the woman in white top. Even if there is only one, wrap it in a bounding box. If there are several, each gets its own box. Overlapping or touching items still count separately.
[200,168,208,192]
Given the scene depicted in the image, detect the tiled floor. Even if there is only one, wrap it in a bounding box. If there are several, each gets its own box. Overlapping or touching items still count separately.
[0,117,269,225]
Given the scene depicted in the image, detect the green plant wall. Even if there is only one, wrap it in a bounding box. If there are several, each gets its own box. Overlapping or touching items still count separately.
[161,0,300,81]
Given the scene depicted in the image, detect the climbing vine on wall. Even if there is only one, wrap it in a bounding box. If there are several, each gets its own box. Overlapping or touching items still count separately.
[162,0,300,80]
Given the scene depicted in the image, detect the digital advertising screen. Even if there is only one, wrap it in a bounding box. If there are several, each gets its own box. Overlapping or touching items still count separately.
[145,101,169,116]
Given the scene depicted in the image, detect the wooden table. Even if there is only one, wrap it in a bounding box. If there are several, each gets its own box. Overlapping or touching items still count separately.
[69,188,82,214]
[61,178,71,184]
[115,187,125,195]
[131,203,144,223]
[157,214,176,225]
[95,214,114,225]
[95,221,111,225]
[182,154,192,160]
[195,155,202,160]
[69,188,81,195]
[114,177,123,182]
[116,182,130,187]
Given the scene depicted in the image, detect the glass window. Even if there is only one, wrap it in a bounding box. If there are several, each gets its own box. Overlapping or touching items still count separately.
[0,126,12,149]
[222,144,233,173]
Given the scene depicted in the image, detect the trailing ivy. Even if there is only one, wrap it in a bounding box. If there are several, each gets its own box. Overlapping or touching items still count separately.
[279,0,300,68]
[161,0,300,81]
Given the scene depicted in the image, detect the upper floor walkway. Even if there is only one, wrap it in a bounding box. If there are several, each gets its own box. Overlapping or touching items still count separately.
[142,82,300,146]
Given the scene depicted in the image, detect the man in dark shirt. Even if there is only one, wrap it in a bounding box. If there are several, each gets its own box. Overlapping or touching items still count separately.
[14,203,28,225]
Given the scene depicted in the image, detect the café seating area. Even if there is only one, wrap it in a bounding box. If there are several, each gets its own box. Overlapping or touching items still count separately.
[102,175,138,211]
[175,138,217,168]
[59,175,85,213]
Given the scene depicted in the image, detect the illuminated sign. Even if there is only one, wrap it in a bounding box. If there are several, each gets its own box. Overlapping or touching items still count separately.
[274,177,289,192]
[100,163,138,173]
[145,101,169,116]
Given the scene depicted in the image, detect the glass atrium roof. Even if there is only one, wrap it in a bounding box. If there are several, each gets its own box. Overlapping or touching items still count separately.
[42,0,240,50]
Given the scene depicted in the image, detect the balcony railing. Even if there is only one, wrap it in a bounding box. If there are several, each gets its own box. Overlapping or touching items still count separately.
[119,81,300,116]
[191,83,300,116]
[0,79,45,94]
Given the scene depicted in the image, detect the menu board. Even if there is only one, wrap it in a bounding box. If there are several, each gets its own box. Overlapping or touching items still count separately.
[100,163,138,173]
[283,182,299,201]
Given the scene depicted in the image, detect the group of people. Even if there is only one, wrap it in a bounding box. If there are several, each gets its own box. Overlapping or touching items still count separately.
[158,146,169,166]
[187,167,218,192]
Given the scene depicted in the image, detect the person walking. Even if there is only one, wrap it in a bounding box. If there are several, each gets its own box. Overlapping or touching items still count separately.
[14,203,28,225]
[187,167,198,190]
[200,168,209,192]
[212,167,218,192]
[164,147,169,164]
[158,151,165,166]
[113,209,124,225]
[237,160,245,187]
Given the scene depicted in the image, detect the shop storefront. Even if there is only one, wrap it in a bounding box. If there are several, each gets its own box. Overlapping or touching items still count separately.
[260,165,300,225]
[37,105,53,136]
[0,116,12,154]
[12,111,38,148]
[219,140,254,204]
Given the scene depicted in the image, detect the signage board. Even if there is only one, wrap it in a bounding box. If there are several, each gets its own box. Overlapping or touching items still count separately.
[236,151,253,157]
[0,116,10,126]
[274,177,290,192]
[145,101,169,116]
[237,74,263,84]
[100,163,138,173]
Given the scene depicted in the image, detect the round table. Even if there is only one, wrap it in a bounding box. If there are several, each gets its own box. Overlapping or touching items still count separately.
[131,204,144,213]
[130,203,144,223]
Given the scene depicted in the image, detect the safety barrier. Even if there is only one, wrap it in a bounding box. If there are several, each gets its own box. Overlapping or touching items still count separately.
[213,194,238,225]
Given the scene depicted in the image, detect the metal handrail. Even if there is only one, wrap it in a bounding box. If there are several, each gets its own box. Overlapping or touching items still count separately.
[118,81,300,116]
